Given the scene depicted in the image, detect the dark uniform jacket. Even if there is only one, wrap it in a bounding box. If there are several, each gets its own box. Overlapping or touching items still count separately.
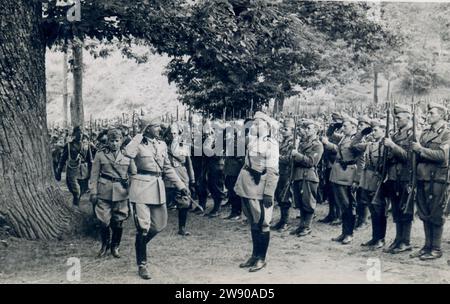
[387,125,413,182]
[293,136,324,183]
[417,121,450,183]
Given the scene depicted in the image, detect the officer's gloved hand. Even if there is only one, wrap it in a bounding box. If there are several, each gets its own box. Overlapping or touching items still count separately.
[361,127,373,136]
[55,171,62,182]
[180,188,190,197]
[90,194,98,204]
[262,194,273,208]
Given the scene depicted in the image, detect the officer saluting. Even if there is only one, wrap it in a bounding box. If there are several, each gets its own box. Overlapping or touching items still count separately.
[410,103,450,260]
[124,116,189,280]
[89,129,136,258]
[234,112,279,272]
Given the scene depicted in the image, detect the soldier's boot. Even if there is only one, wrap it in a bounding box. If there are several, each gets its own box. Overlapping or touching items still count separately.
[240,230,259,268]
[298,213,313,237]
[362,212,378,246]
[384,222,403,253]
[319,202,335,223]
[272,207,290,231]
[411,222,432,258]
[355,205,368,230]
[135,232,150,280]
[392,222,413,254]
[207,199,221,218]
[178,208,191,236]
[420,224,443,261]
[97,226,111,258]
[110,222,123,258]
[249,231,269,272]
[72,193,81,207]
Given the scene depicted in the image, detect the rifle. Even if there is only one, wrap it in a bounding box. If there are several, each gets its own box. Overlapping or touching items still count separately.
[280,117,297,202]
[370,100,391,205]
[132,110,137,137]
[405,78,417,212]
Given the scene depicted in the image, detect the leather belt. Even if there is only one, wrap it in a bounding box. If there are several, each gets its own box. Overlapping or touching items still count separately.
[243,165,266,175]
[137,169,162,177]
[100,173,124,182]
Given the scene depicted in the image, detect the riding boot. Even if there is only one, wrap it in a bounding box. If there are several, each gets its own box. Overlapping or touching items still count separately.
[97,226,110,257]
[135,232,147,267]
[240,230,259,268]
[110,223,123,258]
[249,231,269,272]
[178,208,191,236]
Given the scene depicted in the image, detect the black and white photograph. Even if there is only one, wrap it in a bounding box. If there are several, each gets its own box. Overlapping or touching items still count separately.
[2,0,450,289]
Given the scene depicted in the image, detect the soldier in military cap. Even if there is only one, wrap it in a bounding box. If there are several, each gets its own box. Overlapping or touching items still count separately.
[124,116,190,280]
[381,104,415,254]
[89,128,136,258]
[360,119,388,248]
[323,115,361,244]
[319,112,343,225]
[272,117,296,232]
[164,122,196,236]
[289,119,324,237]
[353,115,372,229]
[56,126,94,206]
[410,103,450,260]
[234,111,279,272]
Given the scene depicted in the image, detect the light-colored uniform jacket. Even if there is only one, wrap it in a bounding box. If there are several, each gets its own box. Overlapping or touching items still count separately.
[89,149,136,201]
[124,134,185,205]
[234,136,280,200]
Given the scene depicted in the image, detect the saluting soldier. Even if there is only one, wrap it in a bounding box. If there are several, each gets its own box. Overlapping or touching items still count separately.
[290,119,324,237]
[323,115,361,244]
[124,116,189,280]
[56,126,93,206]
[382,104,414,254]
[410,103,450,260]
[165,123,196,236]
[359,119,388,248]
[234,112,279,272]
[272,117,296,232]
[89,129,136,258]
[353,115,372,229]
[319,113,343,225]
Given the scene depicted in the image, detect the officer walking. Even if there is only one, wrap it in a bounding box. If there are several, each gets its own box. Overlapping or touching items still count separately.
[89,129,136,258]
[234,112,279,272]
[290,119,324,237]
[410,103,450,260]
[124,117,189,280]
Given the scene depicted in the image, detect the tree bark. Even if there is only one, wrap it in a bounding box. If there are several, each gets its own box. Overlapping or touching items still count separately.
[71,40,84,128]
[63,49,69,128]
[373,70,379,104]
[0,0,75,240]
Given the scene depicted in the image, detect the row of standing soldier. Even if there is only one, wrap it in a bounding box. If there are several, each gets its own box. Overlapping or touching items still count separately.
[51,102,450,280]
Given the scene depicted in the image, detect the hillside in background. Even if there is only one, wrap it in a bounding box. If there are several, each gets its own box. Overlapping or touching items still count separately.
[46,49,181,124]
[46,2,450,123]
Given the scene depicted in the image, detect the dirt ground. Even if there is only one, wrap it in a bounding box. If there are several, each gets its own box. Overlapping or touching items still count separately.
[1,185,450,284]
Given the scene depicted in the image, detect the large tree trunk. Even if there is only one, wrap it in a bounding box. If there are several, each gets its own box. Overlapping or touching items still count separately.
[63,49,69,128]
[373,70,379,104]
[0,0,75,240]
[71,40,84,128]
